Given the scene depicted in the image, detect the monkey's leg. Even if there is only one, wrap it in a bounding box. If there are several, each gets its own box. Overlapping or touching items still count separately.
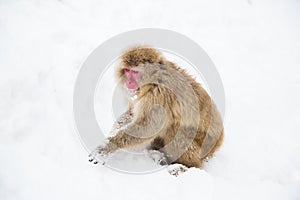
[147,137,169,166]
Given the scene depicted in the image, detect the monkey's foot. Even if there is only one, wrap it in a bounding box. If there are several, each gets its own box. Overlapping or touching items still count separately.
[147,150,169,166]
[167,164,188,177]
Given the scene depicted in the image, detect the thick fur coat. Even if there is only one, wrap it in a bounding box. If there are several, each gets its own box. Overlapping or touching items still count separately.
[99,46,224,168]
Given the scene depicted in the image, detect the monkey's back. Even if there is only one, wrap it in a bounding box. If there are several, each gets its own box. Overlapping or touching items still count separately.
[152,62,224,168]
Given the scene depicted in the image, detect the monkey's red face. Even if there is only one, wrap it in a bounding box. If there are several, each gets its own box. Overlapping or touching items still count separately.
[123,67,140,91]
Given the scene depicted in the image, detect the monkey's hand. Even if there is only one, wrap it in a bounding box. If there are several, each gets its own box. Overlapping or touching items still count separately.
[88,144,114,165]
[98,142,124,156]
[147,150,169,166]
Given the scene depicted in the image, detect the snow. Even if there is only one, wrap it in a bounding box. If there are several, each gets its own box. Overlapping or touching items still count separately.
[1,0,300,200]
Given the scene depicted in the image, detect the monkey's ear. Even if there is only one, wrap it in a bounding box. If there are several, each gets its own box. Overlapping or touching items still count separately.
[158,59,165,65]
[114,61,125,82]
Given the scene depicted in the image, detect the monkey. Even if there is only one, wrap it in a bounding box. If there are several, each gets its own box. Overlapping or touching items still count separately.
[89,45,224,171]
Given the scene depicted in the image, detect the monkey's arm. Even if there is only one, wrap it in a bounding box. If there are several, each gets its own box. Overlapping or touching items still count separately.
[98,104,166,154]
[99,130,150,154]
[111,110,133,133]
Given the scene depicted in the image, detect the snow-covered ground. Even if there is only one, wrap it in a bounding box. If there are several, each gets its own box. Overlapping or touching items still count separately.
[1,0,300,199]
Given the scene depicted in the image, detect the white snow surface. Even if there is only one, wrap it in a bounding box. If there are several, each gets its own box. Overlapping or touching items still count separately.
[1,0,300,199]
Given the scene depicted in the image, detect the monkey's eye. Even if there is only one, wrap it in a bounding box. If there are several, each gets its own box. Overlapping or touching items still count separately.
[123,68,130,73]
[132,70,139,74]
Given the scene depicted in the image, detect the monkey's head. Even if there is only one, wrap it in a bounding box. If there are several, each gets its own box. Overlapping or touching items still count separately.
[116,46,166,96]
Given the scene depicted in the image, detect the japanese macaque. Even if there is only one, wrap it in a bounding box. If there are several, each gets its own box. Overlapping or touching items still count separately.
[89,46,224,170]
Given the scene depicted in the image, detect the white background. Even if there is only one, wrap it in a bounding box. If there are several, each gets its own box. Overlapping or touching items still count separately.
[0,0,300,199]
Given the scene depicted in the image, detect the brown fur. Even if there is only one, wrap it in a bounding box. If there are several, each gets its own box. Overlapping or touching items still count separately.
[98,45,224,168]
